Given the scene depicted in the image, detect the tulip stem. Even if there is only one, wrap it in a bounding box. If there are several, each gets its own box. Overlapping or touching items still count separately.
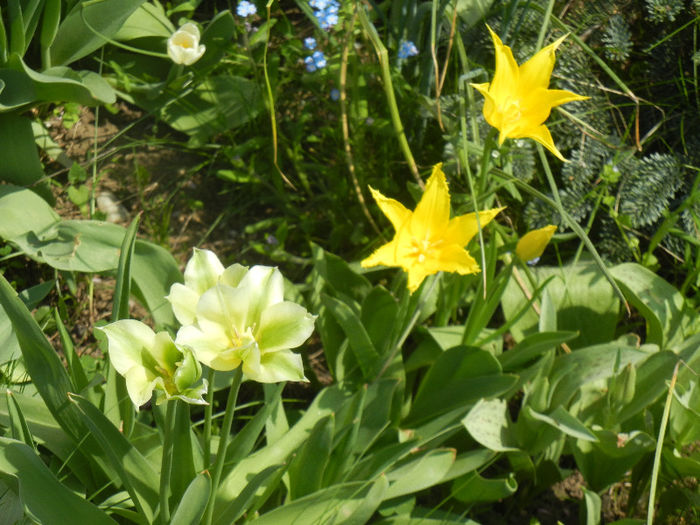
[202,366,216,468]
[358,7,423,189]
[159,400,176,524]
[204,366,243,525]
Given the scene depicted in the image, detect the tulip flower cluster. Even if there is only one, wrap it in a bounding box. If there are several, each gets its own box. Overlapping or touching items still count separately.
[100,249,315,408]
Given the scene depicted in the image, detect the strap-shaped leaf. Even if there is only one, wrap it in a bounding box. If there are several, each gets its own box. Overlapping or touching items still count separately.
[0,437,117,525]
[69,393,159,522]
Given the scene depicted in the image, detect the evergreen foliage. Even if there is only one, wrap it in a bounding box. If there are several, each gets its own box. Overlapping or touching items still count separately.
[645,0,684,23]
[619,153,684,228]
[603,15,633,63]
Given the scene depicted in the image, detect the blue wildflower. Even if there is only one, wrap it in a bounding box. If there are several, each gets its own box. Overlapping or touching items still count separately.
[398,40,419,59]
[330,88,340,101]
[237,0,257,17]
[304,37,317,50]
[304,56,317,72]
[312,50,327,68]
[305,50,327,72]
[310,0,340,31]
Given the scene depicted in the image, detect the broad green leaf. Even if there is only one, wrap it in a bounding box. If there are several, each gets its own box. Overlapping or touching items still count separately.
[344,474,388,525]
[581,486,602,525]
[0,437,117,525]
[498,330,578,371]
[288,415,334,500]
[322,294,379,379]
[572,429,655,491]
[384,449,455,499]
[406,346,517,426]
[348,441,418,483]
[170,473,210,525]
[220,464,285,523]
[114,1,174,40]
[226,383,284,465]
[670,381,700,445]
[361,286,399,356]
[462,399,518,452]
[251,479,387,525]
[50,0,146,66]
[526,406,598,442]
[502,261,618,349]
[377,509,480,524]
[0,114,47,197]
[135,75,264,146]
[610,263,695,350]
[0,187,181,326]
[617,351,678,423]
[549,342,657,409]
[0,54,115,110]
[70,394,159,522]
[312,243,372,303]
[451,471,517,503]
[190,10,235,71]
[214,385,353,523]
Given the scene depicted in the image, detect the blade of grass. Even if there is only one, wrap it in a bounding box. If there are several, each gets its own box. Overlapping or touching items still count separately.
[647,361,680,525]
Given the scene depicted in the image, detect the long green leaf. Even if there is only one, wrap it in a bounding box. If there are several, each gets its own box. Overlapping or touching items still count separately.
[0,437,117,525]
[5,390,35,449]
[69,393,159,522]
[170,473,211,525]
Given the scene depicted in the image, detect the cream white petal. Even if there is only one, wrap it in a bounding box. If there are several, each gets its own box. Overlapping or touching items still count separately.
[220,263,248,287]
[175,324,231,368]
[124,366,158,407]
[196,284,250,336]
[166,282,199,326]
[184,248,225,294]
[99,320,155,376]
[253,350,306,383]
[238,266,284,325]
[257,302,316,353]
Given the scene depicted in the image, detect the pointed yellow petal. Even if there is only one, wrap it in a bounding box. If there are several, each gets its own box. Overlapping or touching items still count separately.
[423,244,481,276]
[405,264,431,293]
[445,207,505,246]
[542,88,590,108]
[486,25,520,106]
[368,186,411,232]
[361,239,399,268]
[411,164,450,240]
[524,124,566,161]
[516,225,557,262]
[518,34,567,90]
[471,82,500,128]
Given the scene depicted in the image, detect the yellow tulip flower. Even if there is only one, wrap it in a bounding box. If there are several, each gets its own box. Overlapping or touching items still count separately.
[516,225,557,262]
[362,164,504,292]
[471,26,589,161]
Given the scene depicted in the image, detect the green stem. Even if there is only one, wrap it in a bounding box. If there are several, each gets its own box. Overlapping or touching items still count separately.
[202,367,216,468]
[204,366,243,525]
[159,400,177,524]
[358,7,422,188]
[647,362,679,525]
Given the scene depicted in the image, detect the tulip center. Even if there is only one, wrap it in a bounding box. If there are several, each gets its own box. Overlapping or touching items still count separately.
[173,34,195,49]
[409,236,442,264]
[229,326,257,351]
[501,97,522,123]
